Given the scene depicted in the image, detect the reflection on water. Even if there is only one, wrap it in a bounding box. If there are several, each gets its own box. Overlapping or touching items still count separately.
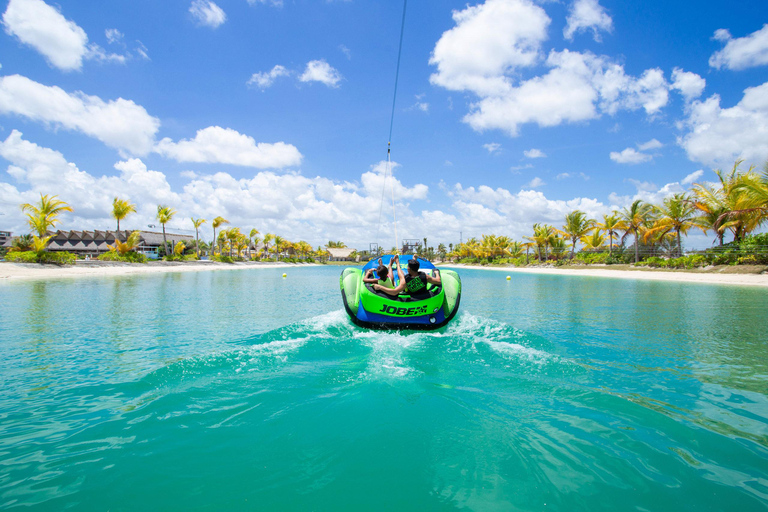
[0,266,767,510]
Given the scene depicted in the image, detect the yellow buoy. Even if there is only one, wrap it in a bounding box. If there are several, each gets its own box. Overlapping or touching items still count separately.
[506,276,511,280]
[282,273,287,278]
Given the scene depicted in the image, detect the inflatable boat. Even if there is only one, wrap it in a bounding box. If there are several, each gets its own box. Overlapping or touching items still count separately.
[340,255,461,330]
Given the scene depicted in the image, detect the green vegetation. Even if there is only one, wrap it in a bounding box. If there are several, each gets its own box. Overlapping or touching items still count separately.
[8,251,76,265]
[10,194,76,264]
[112,197,137,231]
[98,251,148,263]
[444,160,768,269]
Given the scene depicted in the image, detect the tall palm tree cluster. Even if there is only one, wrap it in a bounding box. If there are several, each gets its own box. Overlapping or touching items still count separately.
[207,224,319,261]
[448,161,768,264]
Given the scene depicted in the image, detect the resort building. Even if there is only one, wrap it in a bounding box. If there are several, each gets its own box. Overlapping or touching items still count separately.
[326,248,357,261]
[0,231,11,246]
[42,230,194,259]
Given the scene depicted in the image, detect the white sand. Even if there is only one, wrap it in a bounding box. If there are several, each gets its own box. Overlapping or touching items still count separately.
[440,264,768,288]
[0,261,316,282]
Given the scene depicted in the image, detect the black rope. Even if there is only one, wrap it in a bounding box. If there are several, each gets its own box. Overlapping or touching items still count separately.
[376,0,408,248]
[388,0,408,144]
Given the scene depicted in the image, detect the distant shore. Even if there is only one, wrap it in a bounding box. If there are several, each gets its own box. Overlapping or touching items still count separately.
[440,263,768,288]
[0,260,317,282]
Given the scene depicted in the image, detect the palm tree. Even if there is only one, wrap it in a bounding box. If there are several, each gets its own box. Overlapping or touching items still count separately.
[191,218,206,258]
[251,235,263,260]
[211,216,229,256]
[217,230,228,257]
[263,233,274,259]
[559,210,596,260]
[726,163,768,232]
[173,241,186,258]
[599,213,624,256]
[248,228,260,259]
[20,194,73,253]
[549,235,569,260]
[437,243,447,261]
[273,235,285,260]
[156,205,176,253]
[691,188,729,245]
[108,230,142,255]
[506,241,525,258]
[112,197,136,232]
[7,234,33,253]
[327,240,347,248]
[521,241,535,264]
[235,234,248,258]
[21,194,73,237]
[525,224,556,261]
[580,230,606,250]
[619,200,654,263]
[644,193,698,257]
[693,160,763,243]
[226,227,242,258]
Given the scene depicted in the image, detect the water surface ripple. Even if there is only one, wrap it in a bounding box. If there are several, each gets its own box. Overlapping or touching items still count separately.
[1,266,766,510]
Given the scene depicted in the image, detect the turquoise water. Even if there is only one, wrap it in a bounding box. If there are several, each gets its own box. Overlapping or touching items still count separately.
[1,266,767,511]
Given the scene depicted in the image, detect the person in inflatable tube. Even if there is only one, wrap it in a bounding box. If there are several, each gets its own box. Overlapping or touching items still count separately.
[374,258,441,299]
[363,257,397,289]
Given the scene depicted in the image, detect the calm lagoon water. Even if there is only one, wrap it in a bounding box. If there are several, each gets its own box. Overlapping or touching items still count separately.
[1,265,767,511]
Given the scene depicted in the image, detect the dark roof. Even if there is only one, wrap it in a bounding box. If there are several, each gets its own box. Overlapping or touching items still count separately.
[36,230,193,252]
[139,231,194,245]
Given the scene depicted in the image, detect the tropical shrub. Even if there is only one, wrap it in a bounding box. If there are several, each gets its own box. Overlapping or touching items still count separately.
[98,251,148,263]
[737,254,768,265]
[7,251,76,265]
[211,254,234,263]
[636,255,708,269]
[576,252,610,265]
[6,251,38,263]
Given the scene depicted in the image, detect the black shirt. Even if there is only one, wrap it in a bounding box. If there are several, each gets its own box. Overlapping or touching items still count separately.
[404,272,430,299]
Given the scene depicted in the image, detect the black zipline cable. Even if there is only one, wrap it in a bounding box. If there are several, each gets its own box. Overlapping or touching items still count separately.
[375,0,408,251]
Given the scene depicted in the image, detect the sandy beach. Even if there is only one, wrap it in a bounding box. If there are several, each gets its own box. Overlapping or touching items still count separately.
[2,260,766,287]
[440,263,768,288]
[0,260,317,282]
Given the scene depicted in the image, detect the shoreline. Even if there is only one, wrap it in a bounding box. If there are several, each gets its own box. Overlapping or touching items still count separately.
[0,260,318,282]
[439,263,768,288]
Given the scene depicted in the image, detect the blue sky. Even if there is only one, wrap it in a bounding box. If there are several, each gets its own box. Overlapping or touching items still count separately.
[0,0,766,249]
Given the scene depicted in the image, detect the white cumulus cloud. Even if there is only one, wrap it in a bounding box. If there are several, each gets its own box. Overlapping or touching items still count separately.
[0,74,160,155]
[670,68,706,101]
[709,24,768,71]
[563,0,613,42]
[2,0,88,71]
[153,126,302,169]
[0,130,179,228]
[2,0,128,70]
[429,1,673,137]
[461,50,669,136]
[525,177,545,188]
[247,65,290,90]
[429,0,550,97]
[610,147,652,164]
[189,0,226,29]
[637,139,663,151]
[0,131,430,246]
[299,60,343,88]
[483,143,501,153]
[678,82,768,168]
[681,170,704,185]
[524,148,546,158]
